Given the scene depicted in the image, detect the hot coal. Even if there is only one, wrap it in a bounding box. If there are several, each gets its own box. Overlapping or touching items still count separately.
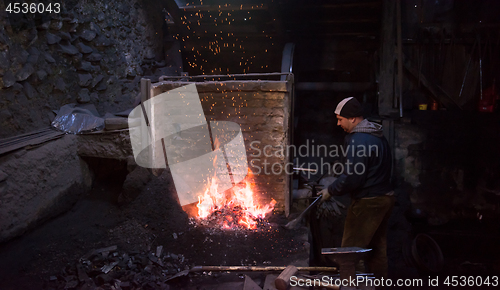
[195,205,272,231]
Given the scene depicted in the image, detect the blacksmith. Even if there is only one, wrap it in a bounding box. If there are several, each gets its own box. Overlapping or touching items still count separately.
[320,97,395,279]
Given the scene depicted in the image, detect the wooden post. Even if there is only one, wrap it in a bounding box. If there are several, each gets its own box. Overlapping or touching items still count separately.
[396,0,403,117]
[378,0,396,116]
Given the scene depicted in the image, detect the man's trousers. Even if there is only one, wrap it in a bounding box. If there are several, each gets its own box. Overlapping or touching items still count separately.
[341,195,395,279]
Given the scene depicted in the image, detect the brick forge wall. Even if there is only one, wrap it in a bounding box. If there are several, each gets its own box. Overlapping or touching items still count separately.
[151,80,291,214]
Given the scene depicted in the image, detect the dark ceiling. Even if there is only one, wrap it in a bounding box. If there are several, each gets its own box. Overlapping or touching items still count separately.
[163,0,383,75]
[163,0,500,81]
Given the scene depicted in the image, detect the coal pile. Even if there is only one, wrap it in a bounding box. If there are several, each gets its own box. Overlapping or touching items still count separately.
[44,245,189,290]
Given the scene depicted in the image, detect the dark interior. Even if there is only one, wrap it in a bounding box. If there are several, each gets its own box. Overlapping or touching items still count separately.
[1,0,500,289]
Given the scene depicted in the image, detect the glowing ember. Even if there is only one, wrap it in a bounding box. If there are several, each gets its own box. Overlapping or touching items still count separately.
[196,174,276,230]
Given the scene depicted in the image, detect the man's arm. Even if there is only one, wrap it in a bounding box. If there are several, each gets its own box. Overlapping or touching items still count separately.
[327,135,370,196]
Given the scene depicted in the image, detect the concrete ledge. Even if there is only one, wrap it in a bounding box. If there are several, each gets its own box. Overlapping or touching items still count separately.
[0,135,92,243]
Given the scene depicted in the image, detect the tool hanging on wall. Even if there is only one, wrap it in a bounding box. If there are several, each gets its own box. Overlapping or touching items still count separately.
[459,38,477,98]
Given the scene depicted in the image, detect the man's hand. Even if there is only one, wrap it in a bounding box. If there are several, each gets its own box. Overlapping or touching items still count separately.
[316,189,346,218]
[319,188,331,202]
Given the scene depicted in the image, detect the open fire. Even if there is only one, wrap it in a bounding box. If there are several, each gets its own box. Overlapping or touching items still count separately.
[196,172,276,230]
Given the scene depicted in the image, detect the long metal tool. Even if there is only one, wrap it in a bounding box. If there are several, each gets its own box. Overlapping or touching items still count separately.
[283,195,322,230]
[190,265,337,272]
[165,265,338,282]
[459,38,477,98]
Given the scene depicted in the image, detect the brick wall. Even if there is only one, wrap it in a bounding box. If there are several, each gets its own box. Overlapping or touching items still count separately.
[151,80,291,214]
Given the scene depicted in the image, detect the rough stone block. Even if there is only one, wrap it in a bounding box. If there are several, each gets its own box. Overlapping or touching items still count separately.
[22,82,38,100]
[77,88,90,103]
[46,32,61,45]
[77,61,94,72]
[0,109,13,123]
[90,22,101,34]
[59,31,71,40]
[15,63,34,81]
[26,54,39,64]
[91,75,104,88]
[80,30,97,41]
[78,74,92,87]
[0,135,92,243]
[0,170,7,182]
[85,52,102,62]
[77,131,133,159]
[94,35,112,47]
[2,71,15,88]
[43,52,56,63]
[10,46,29,65]
[59,43,79,55]
[50,20,63,31]
[76,42,93,54]
[54,78,67,92]
[0,52,10,70]
[36,70,47,81]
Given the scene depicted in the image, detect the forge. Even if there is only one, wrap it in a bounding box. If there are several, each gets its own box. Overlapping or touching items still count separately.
[137,75,294,216]
[134,75,294,231]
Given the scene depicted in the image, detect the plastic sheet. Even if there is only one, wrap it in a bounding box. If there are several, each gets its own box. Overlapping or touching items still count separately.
[51,103,104,134]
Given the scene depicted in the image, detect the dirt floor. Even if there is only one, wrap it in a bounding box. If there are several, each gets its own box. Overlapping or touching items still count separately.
[0,169,309,290]
[1,168,499,290]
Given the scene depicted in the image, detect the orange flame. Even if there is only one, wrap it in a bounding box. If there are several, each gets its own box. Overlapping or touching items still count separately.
[196,169,276,229]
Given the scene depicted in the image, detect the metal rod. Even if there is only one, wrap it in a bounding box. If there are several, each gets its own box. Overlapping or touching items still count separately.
[293,167,317,172]
[190,265,337,272]
[159,72,293,81]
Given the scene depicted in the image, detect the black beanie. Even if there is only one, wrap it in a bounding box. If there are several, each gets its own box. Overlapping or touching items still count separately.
[335,97,363,118]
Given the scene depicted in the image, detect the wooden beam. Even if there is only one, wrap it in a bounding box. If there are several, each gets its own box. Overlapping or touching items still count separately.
[396,0,403,116]
[296,82,375,92]
[378,0,397,116]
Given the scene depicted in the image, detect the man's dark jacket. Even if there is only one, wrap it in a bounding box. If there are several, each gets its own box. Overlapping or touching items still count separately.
[328,119,393,199]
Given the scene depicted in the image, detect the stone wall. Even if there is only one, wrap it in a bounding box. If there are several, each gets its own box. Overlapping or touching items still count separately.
[151,81,292,213]
[0,135,92,242]
[0,0,179,139]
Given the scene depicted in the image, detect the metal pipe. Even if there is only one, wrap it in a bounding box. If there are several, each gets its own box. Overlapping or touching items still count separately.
[159,72,293,81]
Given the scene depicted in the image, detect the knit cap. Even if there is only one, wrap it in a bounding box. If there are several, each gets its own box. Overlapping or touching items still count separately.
[334,97,363,118]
